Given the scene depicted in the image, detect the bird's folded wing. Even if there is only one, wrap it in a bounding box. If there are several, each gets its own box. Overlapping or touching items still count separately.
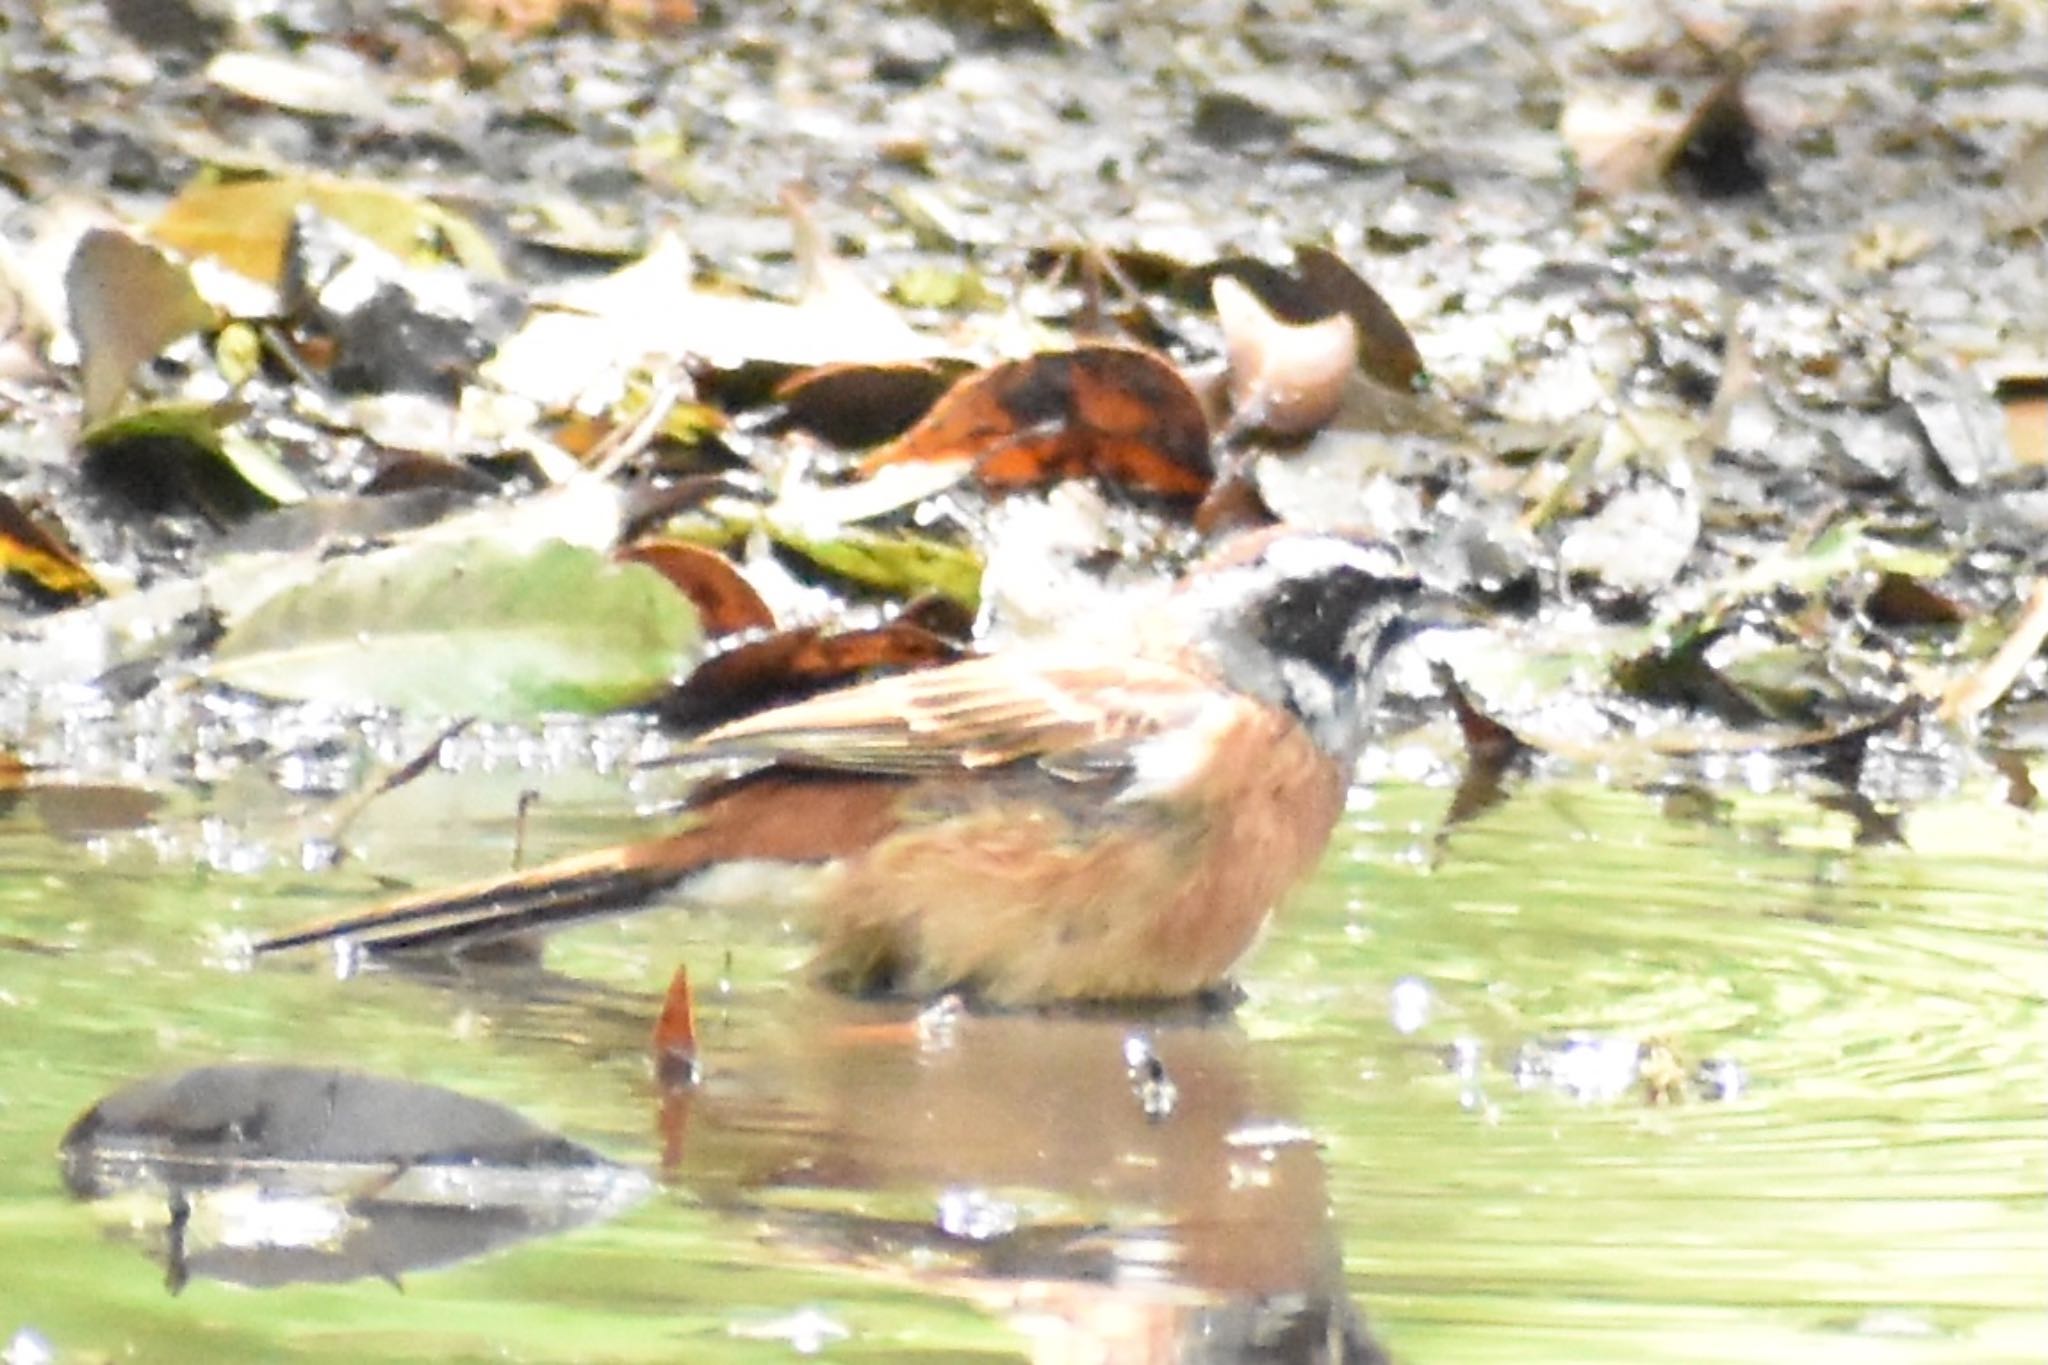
[680,652,1216,776]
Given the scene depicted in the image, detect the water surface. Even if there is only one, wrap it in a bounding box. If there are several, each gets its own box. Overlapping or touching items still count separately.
[1,755,2041,1362]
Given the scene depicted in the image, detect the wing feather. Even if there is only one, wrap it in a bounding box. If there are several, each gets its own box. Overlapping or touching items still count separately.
[677,651,1214,777]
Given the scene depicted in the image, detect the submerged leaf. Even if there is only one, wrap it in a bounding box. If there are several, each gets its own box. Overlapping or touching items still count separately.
[210,538,700,718]
[61,1064,648,1289]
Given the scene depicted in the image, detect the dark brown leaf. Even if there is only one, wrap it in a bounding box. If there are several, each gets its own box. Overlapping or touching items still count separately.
[661,619,966,731]
[774,361,958,447]
[617,539,776,638]
[1293,247,1424,392]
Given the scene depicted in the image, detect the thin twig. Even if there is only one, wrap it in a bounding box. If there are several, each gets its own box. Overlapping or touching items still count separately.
[1937,579,2048,724]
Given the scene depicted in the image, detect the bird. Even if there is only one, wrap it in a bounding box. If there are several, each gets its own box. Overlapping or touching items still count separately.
[257,528,1458,1006]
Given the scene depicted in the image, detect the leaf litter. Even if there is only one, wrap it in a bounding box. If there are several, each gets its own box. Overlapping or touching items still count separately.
[0,0,2039,909]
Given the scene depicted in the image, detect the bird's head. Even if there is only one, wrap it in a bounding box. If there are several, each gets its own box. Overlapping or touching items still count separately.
[1173,528,1463,762]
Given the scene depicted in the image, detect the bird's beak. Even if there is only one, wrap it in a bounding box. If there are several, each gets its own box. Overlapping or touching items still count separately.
[1351,585,1478,681]
[1386,584,1482,655]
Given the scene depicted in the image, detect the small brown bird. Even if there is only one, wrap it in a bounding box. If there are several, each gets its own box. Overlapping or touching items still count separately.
[259,529,1454,1005]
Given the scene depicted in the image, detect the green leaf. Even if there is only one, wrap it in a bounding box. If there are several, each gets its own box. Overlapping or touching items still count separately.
[210,539,700,719]
[767,524,983,612]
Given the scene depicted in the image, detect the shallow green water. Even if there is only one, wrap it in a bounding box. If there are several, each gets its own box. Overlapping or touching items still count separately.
[1,757,2041,1362]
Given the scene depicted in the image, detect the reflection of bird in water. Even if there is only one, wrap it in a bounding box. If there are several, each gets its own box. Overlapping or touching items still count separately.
[676,999,1391,1365]
[261,529,1458,1010]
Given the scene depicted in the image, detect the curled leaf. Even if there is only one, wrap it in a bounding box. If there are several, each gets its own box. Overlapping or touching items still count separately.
[1293,247,1423,391]
[617,539,776,638]
[1212,276,1357,439]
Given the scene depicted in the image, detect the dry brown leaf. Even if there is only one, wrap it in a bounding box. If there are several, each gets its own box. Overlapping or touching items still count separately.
[774,361,957,447]
[617,539,775,638]
[1293,247,1423,391]
[449,0,696,37]
[1995,374,2046,466]
[1564,75,1765,199]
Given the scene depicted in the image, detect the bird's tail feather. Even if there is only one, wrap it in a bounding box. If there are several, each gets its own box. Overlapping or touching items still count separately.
[255,839,693,957]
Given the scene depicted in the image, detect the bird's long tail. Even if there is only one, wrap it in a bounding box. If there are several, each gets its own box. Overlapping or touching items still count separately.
[257,771,903,959]
[255,837,699,956]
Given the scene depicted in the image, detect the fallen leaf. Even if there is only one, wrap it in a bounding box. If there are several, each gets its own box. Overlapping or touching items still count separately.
[81,401,309,514]
[617,539,776,637]
[767,524,984,611]
[0,493,103,600]
[210,538,701,719]
[661,618,966,731]
[1663,75,1767,198]
[861,344,1212,497]
[1994,372,2046,467]
[486,213,942,412]
[1293,247,1424,391]
[154,173,502,286]
[65,228,216,423]
[1212,276,1357,439]
[1563,75,1767,200]
[774,361,958,446]
[1867,571,1966,628]
[651,964,701,1088]
[62,1064,648,1289]
[451,0,697,37]
[205,51,383,119]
